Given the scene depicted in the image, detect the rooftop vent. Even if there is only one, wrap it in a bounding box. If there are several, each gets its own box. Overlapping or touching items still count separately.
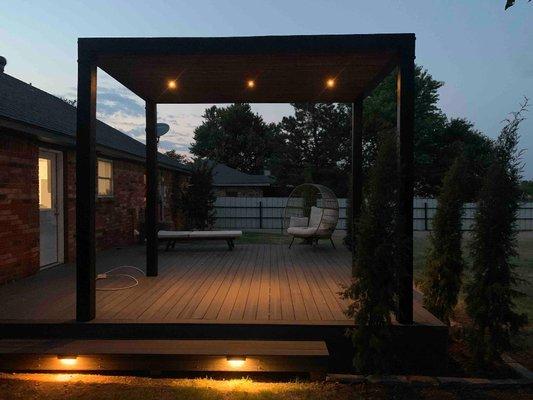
[0,56,6,73]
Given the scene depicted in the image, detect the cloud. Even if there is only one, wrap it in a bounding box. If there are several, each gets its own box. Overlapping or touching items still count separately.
[158,140,191,153]
[97,87,145,117]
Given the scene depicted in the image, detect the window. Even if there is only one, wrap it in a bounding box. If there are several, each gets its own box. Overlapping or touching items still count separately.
[97,159,113,197]
[38,158,53,209]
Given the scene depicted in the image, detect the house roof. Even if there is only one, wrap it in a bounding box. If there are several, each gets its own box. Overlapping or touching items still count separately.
[0,72,190,173]
[210,162,273,187]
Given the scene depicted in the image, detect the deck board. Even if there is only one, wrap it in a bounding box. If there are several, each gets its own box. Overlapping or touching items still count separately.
[0,242,443,327]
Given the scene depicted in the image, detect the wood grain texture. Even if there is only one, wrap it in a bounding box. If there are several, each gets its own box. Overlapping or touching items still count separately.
[0,243,442,327]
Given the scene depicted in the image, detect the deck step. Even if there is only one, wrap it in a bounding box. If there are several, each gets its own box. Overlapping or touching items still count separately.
[0,339,329,374]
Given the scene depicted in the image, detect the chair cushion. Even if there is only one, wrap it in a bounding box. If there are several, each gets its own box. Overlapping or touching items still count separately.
[289,216,309,228]
[308,206,323,228]
[318,208,339,230]
[287,227,317,237]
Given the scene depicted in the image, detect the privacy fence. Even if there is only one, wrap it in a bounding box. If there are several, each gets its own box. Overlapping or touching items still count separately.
[214,197,533,232]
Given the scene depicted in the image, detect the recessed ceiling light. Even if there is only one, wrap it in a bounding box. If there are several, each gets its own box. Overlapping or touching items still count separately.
[247,80,255,88]
[167,80,177,90]
[326,78,335,88]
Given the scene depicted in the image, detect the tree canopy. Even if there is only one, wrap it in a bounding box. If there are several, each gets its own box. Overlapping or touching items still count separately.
[273,103,351,196]
[165,149,191,165]
[505,0,531,10]
[190,104,280,174]
[362,66,493,198]
[186,65,494,198]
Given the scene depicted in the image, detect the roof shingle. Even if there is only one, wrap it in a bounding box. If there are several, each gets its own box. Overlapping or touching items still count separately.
[0,72,189,172]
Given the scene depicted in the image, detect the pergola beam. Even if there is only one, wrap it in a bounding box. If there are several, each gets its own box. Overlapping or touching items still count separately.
[145,101,159,277]
[75,48,97,322]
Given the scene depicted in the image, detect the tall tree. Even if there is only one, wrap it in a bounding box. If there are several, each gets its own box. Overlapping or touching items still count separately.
[519,180,533,199]
[465,100,529,365]
[342,133,398,373]
[422,154,467,324]
[274,66,493,199]
[505,0,531,10]
[274,103,351,195]
[362,66,493,198]
[165,149,191,165]
[176,159,216,230]
[190,104,279,174]
[188,67,493,200]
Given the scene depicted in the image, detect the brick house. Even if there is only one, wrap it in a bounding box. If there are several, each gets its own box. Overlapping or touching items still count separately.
[0,66,190,284]
[211,162,273,197]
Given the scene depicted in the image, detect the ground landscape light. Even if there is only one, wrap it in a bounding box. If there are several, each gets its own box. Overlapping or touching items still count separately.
[57,355,78,366]
[226,356,246,368]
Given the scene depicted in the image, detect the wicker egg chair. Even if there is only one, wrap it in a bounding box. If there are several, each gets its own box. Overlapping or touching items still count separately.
[283,183,339,248]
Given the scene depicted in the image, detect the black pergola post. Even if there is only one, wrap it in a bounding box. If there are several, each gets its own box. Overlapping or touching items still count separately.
[75,47,97,322]
[350,100,363,277]
[145,101,158,277]
[396,51,415,325]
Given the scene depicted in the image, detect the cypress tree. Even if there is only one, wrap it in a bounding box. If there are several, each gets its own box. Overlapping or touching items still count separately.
[422,154,466,324]
[342,133,397,373]
[177,159,216,230]
[465,100,528,365]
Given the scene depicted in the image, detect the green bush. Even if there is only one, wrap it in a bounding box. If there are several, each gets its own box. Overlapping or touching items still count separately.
[422,155,466,324]
[177,159,216,230]
[465,101,529,365]
[342,133,397,373]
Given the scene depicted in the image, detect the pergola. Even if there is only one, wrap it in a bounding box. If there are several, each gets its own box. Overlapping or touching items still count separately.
[75,34,415,324]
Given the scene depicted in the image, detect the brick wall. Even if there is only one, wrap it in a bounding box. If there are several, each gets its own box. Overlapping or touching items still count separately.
[0,132,187,283]
[65,152,187,262]
[0,133,39,284]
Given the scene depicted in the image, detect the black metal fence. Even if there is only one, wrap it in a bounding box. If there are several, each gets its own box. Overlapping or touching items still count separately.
[213,197,533,232]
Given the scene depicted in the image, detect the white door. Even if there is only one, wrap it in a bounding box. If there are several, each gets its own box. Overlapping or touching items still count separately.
[39,150,64,267]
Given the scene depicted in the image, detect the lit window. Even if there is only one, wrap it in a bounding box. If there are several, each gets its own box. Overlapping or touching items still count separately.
[38,158,53,209]
[97,159,113,197]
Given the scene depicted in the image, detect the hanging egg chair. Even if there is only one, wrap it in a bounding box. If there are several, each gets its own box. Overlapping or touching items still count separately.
[283,183,339,248]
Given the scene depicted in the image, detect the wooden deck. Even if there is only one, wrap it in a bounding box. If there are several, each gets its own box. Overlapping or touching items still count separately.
[0,243,441,326]
[0,243,448,373]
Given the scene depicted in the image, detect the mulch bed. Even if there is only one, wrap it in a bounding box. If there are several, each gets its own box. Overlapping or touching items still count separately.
[444,339,518,379]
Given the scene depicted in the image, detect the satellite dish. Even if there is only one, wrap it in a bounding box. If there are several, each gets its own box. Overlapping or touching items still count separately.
[156,123,170,138]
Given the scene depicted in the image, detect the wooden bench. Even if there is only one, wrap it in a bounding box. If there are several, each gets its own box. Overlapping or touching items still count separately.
[158,230,243,251]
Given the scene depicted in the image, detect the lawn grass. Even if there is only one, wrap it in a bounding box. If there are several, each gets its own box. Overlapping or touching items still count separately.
[1,373,532,400]
[413,231,533,321]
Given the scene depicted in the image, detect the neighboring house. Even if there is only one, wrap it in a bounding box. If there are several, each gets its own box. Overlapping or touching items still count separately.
[210,162,273,197]
[0,62,190,284]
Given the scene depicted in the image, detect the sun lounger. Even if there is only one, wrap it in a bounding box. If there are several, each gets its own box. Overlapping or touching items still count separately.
[158,230,243,251]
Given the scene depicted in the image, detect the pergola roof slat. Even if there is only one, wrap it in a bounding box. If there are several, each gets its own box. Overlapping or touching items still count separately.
[89,34,413,103]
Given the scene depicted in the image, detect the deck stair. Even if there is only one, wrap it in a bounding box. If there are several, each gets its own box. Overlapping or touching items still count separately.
[0,339,329,375]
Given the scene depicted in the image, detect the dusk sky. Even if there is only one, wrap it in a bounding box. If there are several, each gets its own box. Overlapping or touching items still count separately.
[1,1,531,175]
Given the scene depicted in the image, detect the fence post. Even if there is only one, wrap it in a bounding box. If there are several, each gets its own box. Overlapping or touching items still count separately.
[259,201,263,229]
[424,202,428,231]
